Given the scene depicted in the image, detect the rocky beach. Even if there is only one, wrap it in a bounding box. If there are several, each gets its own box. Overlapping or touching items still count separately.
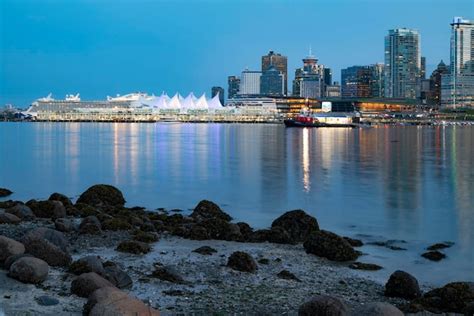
[0,185,473,316]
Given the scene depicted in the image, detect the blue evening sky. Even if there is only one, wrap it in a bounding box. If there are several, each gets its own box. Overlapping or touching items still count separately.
[1,0,472,106]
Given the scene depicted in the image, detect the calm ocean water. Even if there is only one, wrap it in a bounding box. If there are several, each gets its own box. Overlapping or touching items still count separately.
[0,122,473,285]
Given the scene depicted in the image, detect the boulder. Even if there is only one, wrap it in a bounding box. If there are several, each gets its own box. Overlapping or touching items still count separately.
[276,270,301,282]
[48,192,73,207]
[76,184,125,207]
[192,246,217,255]
[258,258,270,265]
[86,287,160,316]
[69,256,105,275]
[71,272,115,298]
[0,188,13,197]
[421,250,446,261]
[133,231,159,243]
[343,236,364,247]
[303,230,360,262]
[236,222,253,241]
[22,228,71,267]
[181,224,209,240]
[26,200,66,219]
[54,218,75,232]
[8,257,49,284]
[271,210,319,243]
[0,212,21,224]
[298,295,350,316]
[103,262,133,289]
[353,302,403,316]
[349,262,383,271]
[227,251,257,273]
[190,200,232,222]
[384,270,421,299]
[151,265,185,284]
[35,296,59,306]
[5,204,35,220]
[427,242,454,251]
[79,216,102,235]
[411,282,474,314]
[4,254,33,270]
[116,240,151,254]
[102,218,132,231]
[0,236,25,264]
[250,227,293,244]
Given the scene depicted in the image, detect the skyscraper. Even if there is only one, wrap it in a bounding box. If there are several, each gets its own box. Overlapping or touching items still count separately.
[441,17,474,108]
[227,76,240,99]
[384,28,421,99]
[341,64,384,98]
[260,66,284,96]
[428,60,449,106]
[292,51,325,98]
[211,86,225,105]
[262,51,288,95]
[238,69,261,95]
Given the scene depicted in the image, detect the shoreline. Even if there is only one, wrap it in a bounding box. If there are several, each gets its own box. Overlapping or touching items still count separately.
[0,185,473,315]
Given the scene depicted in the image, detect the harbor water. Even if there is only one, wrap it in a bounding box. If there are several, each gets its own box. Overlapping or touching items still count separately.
[0,122,473,286]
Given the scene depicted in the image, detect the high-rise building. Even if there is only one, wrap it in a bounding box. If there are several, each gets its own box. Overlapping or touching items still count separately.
[260,66,284,96]
[211,86,225,105]
[341,64,384,98]
[227,76,240,99]
[384,28,421,99]
[428,60,449,106]
[238,69,261,96]
[325,83,341,98]
[262,51,288,95]
[292,51,325,98]
[441,17,474,108]
[421,56,426,79]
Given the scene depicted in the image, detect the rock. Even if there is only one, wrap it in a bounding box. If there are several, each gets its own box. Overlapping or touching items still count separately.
[76,184,126,207]
[227,251,257,273]
[384,270,421,299]
[54,218,75,232]
[303,230,360,262]
[427,242,454,251]
[4,254,33,270]
[86,287,160,316]
[133,231,159,243]
[184,225,209,240]
[0,188,13,197]
[258,258,270,265]
[35,295,59,306]
[151,265,185,284]
[8,257,49,284]
[298,295,350,316]
[250,227,292,244]
[368,240,407,251]
[69,256,105,275]
[5,204,35,220]
[103,263,133,289]
[71,272,115,298]
[48,192,73,207]
[422,250,446,261]
[79,216,102,235]
[236,222,253,240]
[192,246,217,255]
[0,236,25,264]
[22,228,72,267]
[26,199,67,219]
[276,270,301,282]
[271,209,319,243]
[343,236,364,247]
[349,262,383,271]
[190,200,232,222]
[353,302,404,316]
[221,223,243,241]
[102,218,132,231]
[0,212,21,224]
[116,240,151,254]
[464,302,474,316]
[410,282,474,314]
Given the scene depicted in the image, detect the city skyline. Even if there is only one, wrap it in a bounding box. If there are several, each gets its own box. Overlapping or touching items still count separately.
[1,0,473,106]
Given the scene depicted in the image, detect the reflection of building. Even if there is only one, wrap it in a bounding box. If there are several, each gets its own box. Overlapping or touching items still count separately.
[293,51,325,98]
[238,69,262,96]
[227,76,240,99]
[211,86,224,105]
[262,51,288,95]
[260,66,284,96]
[441,17,474,108]
[384,28,421,99]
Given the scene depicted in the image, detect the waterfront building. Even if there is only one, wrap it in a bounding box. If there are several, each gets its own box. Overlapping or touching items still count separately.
[341,64,384,98]
[262,51,288,95]
[292,51,325,98]
[260,66,285,96]
[441,17,474,108]
[238,69,262,96]
[323,68,333,87]
[227,76,240,99]
[325,83,341,98]
[428,60,449,107]
[211,86,225,105]
[384,28,421,99]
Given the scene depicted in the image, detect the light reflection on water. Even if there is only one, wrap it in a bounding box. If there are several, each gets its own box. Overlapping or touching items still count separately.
[0,122,473,285]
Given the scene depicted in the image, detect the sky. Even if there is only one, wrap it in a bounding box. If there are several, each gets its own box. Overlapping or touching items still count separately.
[1,0,473,106]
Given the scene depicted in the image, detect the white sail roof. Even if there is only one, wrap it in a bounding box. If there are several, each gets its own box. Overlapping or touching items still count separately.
[208,93,224,109]
[195,94,208,109]
[181,93,196,109]
[167,93,181,109]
